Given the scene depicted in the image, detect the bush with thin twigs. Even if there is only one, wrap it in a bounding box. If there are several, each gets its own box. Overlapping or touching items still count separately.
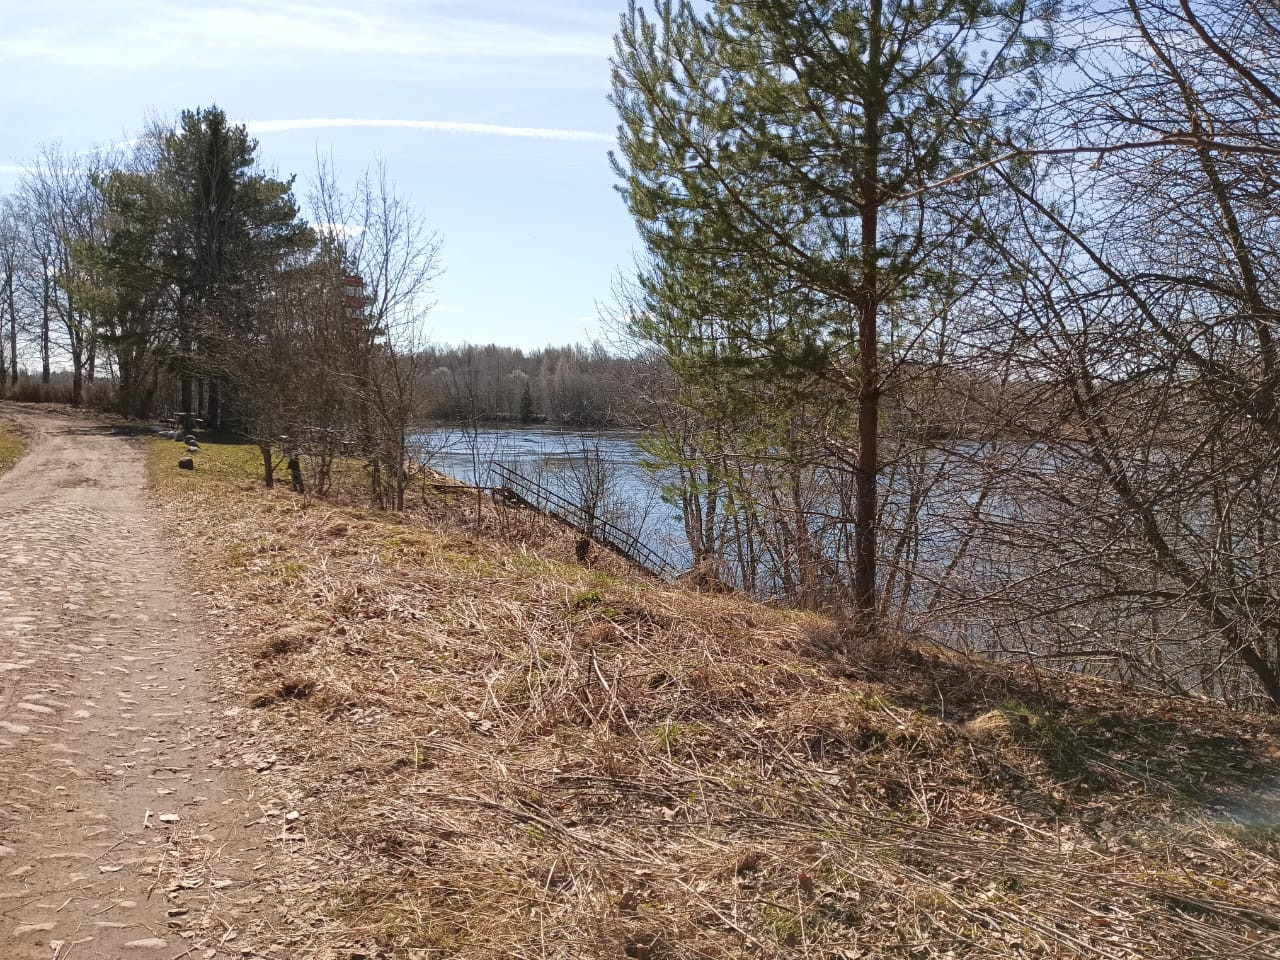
[1,370,76,405]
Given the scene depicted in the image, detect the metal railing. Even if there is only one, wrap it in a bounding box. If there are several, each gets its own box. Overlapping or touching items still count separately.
[491,462,677,581]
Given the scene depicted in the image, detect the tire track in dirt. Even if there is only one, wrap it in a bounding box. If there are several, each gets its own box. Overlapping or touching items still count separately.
[0,406,277,960]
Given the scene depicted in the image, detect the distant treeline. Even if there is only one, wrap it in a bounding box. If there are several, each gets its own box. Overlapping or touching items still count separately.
[418,343,668,427]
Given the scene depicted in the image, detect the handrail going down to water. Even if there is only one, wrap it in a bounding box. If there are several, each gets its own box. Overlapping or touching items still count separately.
[491,462,677,581]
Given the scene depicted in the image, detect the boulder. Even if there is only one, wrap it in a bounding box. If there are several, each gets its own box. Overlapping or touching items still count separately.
[178,458,195,471]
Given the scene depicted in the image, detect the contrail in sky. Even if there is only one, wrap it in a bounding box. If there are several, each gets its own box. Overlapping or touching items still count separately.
[246,118,612,143]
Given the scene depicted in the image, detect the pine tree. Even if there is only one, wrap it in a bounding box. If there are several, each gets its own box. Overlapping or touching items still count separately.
[612,0,1052,630]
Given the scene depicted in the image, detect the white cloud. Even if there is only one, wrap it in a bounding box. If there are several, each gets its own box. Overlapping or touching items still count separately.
[0,0,610,71]
[248,118,612,143]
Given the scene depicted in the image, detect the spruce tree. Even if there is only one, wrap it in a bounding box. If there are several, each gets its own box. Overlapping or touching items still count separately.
[75,106,314,426]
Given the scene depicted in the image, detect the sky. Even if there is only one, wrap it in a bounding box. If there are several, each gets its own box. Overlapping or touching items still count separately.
[0,0,640,351]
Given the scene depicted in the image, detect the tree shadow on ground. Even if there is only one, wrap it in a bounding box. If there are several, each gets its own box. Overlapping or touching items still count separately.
[794,629,1280,816]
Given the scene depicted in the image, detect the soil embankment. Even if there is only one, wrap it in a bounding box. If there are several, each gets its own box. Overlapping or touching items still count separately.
[151,425,1280,959]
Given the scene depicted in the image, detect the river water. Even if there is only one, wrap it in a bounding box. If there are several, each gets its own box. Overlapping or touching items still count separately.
[415,427,1055,610]
[414,425,1001,591]
[414,425,690,569]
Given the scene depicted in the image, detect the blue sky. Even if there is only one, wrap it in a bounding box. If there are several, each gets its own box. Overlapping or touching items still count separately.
[0,0,638,350]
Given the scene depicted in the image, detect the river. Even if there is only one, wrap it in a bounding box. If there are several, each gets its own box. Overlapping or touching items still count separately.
[414,425,691,570]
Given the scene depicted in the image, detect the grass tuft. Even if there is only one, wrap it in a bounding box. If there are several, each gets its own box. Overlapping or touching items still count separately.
[0,417,27,477]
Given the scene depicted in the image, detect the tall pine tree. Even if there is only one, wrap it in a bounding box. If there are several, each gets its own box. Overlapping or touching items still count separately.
[612,0,1052,630]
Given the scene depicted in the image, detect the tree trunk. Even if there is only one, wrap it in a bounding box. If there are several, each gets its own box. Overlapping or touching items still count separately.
[120,363,136,419]
[181,371,194,429]
[852,0,883,634]
[66,287,84,406]
[179,299,194,428]
[395,425,407,510]
[791,453,817,609]
[41,302,51,384]
[7,276,17,386]
[0,280,7,398]
[207,378,221,432]
[140,369,159,420]
[259,442,274,488]
[701,450,719,567]
[1239,640,1280,713]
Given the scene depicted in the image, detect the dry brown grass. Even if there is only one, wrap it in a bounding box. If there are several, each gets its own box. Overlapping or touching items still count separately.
[150,436,1280,960]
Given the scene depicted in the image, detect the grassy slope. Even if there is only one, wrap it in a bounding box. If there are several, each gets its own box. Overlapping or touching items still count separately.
[151,436,1280,960]
[0,418,26,477]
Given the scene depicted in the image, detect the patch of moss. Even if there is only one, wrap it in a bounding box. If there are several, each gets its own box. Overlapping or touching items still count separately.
[572,588,605,609]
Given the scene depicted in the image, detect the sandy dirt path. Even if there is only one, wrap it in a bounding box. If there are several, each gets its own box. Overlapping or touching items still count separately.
[0,406,272,960]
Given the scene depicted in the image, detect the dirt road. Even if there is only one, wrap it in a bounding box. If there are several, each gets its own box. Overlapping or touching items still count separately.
[0,406,270,960]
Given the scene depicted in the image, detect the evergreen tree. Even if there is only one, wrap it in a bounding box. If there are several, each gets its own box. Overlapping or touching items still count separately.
[519,381,536,423]
[75,106,314,425]
[612,0,1052,629]
[69,169,172,418]
[159,106,314,427]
